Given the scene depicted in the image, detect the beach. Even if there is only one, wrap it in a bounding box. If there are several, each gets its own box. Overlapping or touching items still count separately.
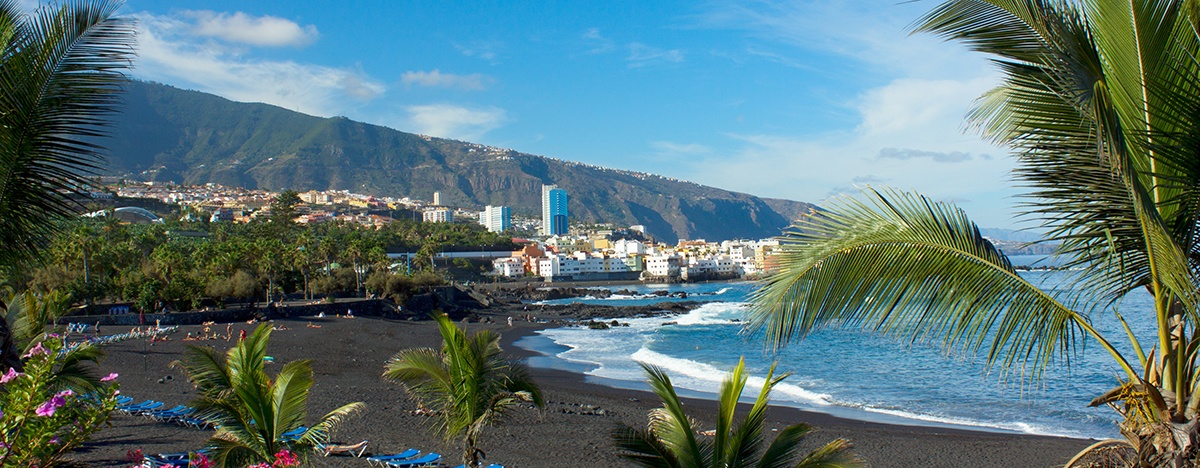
[74,313,1095,467]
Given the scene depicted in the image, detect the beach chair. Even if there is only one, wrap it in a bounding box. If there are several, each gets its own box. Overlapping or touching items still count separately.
[149,406,194,421]
[366,449,420,466]
[280,426,308,441]
[178,416,212,429]
[119,400,161,413]
[114,395,134,405]
[141,454,189,468]
[316,440,369,457]
[127,401,165,415]
[384,453,440,467]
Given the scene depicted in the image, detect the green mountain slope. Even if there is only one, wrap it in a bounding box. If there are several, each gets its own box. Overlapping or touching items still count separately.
[102,81,816,243]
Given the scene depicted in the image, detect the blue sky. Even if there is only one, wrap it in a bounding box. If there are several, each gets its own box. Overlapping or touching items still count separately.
[98,1,1019,228]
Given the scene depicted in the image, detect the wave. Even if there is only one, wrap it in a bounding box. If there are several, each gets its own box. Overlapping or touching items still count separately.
[630,348,835,407]
[671,301,747,326]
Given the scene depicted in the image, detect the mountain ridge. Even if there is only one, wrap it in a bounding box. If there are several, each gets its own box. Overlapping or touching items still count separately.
[100,80,817,243]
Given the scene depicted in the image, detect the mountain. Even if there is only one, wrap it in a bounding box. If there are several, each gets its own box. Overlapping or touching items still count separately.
[100,81,817,243]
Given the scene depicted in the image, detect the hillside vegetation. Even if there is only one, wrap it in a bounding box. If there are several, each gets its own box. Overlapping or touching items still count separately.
[102,81,816,242]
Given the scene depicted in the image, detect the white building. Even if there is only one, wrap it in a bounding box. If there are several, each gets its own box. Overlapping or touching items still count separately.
[613,239,646,256]
[422,209,453,223]
[479,205,510,233]
[491,257,525,278]
[433,191,442,206]
[645,254,680,278]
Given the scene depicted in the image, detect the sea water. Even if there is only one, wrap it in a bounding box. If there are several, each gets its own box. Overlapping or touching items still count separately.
[514,258,1154,439]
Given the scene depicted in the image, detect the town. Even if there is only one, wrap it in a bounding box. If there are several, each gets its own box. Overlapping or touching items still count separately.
[98,179,785,284]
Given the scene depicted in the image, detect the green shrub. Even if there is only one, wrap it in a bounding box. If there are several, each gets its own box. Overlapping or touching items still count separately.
[0,337,120,466]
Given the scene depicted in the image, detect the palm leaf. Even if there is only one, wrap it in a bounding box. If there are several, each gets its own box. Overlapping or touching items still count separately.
[0,0,134,269]
[750,188,1137,382]
[641,363,707,467]
[612,425,679,468]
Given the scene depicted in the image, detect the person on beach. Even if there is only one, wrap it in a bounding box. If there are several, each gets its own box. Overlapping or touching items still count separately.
[508,316,513,327]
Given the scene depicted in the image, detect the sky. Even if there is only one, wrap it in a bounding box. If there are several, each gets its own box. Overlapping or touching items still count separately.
[72,1,1024,228]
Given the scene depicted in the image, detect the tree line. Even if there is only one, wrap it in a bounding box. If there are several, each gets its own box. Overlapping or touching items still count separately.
[1,211,517,313]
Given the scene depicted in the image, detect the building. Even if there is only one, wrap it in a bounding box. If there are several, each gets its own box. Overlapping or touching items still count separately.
[422,208,453,223]
[433,191,442,206]
[541,184,569,236]
[479,205,511,233]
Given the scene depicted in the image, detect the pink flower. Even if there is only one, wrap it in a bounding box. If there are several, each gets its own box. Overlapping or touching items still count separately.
[22,342,47,358]
[0,367,19,383]
[100,372,119,382]
[55,389,74,399]
[49,437,60,445]
[272,449,298,468]
[189,453,212,468]
[35,399,58,417]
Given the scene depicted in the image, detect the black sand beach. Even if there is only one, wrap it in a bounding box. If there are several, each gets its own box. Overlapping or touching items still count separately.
[73,313,1094,467]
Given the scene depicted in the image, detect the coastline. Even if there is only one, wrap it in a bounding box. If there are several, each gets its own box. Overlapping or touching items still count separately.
[75,315,1094,467]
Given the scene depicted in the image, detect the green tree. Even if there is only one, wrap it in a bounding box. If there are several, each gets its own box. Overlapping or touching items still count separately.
[174,323,364,467]
[383,313,543,467]
[0,0,134,370]
[270,189,302,225]
[614,359,860,468]
[751,0,1200,463]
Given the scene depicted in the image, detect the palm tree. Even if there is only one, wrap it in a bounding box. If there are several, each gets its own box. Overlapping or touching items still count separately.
[613,359,859,468]
[383,313,543,468]
[751,0,1200,463]
[174,323,364,467]
[0,0,134,371]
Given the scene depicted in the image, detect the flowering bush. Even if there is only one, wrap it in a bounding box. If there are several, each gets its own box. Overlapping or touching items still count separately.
[0,336,119,466]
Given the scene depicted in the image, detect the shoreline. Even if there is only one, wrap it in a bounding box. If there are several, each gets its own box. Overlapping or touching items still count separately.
[502,321,1104,439]
[76,315,1095,467]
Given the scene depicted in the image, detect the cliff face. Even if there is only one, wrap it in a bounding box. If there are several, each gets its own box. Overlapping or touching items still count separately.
[101,81,817,243]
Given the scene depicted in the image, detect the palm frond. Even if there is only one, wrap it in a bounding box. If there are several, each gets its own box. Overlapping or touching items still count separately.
[270,359,314,444]
[793,437,861,468]
[641,363,706,467]
[301,401,366,446]
[749,188,1137,382]
[612,425,679,468]
[0,0,134,269]
[173,344,232,399]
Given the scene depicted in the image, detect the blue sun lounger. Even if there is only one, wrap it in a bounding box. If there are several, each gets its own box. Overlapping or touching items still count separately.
[119,400,162,413]
[141,454,189,468]
[280,426,308,441]
[146,405,190,419]
[385,453,440,467]
[366,449,420,466]
[127,401,165,414]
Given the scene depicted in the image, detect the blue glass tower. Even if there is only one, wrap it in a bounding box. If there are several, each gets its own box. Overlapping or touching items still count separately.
[541,184,569,236]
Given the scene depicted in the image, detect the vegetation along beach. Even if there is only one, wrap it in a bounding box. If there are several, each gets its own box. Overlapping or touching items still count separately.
[4,0,1200,467]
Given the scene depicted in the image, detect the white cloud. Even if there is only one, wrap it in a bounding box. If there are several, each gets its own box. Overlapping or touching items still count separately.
[583,28,616,54]
[454,41,503,62]
[133,12,384,118]
[403,104,507,141]
[627,42,685,66]
[401,69,491,91]
[651,141,712,155]
[660,1,1025,227]
[183,10,318,47]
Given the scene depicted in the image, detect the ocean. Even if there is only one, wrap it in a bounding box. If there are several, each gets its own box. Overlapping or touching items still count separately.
[514,254,1152,439]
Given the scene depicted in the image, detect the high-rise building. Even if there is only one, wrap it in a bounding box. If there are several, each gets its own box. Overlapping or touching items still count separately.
[433,191,442,206]
[541,184,569,236]
[422,208,453,223]
[479,205,510,233]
